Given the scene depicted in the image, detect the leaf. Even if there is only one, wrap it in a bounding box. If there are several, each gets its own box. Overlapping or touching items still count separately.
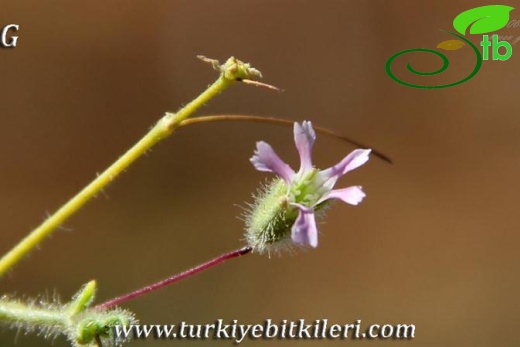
[453,5,514,35]
[436,39,465,51]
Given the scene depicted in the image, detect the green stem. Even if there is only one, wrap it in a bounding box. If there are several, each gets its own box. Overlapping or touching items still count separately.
[0,300,67,328]
[0,281,136,346]
[0,56,261,278]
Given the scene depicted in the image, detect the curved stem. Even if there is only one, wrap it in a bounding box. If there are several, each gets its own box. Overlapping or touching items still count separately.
[180,115,392,163]
[95,246,252,309]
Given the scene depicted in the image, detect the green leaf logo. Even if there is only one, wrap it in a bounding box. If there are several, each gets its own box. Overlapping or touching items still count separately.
[453,5,514,35]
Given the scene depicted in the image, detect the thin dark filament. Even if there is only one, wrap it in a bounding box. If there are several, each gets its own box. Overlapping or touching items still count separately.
[95,246,252,309]
[180,115,392,164]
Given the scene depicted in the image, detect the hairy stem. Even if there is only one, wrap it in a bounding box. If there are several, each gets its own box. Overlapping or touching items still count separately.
[0,57,262,278]
[0,280,136,346]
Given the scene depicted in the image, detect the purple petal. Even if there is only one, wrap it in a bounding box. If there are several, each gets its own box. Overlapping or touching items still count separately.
[320,186,366,205]
[293,121,316,172]
[291,206,318,248]
[250,141,295,184]
[320,149,371,184]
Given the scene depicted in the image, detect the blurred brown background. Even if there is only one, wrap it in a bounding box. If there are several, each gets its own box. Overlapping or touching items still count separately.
[0,1,519,346]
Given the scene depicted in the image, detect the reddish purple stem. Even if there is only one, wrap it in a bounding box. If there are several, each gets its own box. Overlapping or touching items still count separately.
[95,246,252,309]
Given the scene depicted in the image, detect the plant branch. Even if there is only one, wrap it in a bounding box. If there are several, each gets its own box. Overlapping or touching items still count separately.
[0,57,263,278]
[95,246,252,309]
[180,115,393,163]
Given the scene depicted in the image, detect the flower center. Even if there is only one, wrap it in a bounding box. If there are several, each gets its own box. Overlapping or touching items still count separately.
[290,168,330,208]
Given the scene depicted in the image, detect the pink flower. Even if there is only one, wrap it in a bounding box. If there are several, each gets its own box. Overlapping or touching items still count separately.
[250,121,370,248]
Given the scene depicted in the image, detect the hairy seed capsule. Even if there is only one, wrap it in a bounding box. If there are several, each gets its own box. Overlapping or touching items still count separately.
[245,179,298,254]
[245,177,332,255]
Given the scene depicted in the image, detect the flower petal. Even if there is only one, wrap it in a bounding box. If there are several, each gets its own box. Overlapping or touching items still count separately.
[320,149,371,185]
[321,186,366,205]
[293,121,316,173]
[291,206,318,247]
[250,141,295,184]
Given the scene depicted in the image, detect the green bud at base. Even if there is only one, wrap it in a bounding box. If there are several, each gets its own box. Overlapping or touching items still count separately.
[245,179,298,254]
[245,177,333,255]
